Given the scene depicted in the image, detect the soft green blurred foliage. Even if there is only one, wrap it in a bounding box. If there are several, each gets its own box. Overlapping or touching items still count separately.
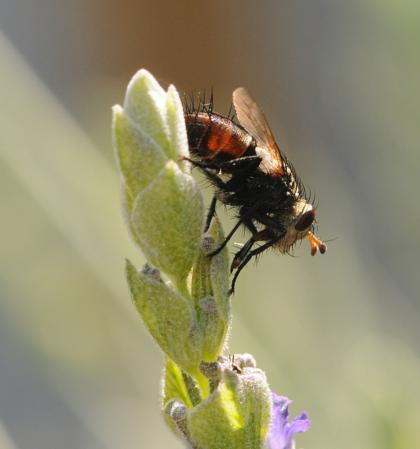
[0,422,18,449]
[0,1,419,449]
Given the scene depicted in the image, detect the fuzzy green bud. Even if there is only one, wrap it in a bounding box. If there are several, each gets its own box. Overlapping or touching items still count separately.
[126,260,202,374]
[164,399,190,442]
[188,358,272,449]
[190,217,230,362]
[130,159,203,285]
[113,69,204,287]
[113,106,167,204]
[123,69,172,158]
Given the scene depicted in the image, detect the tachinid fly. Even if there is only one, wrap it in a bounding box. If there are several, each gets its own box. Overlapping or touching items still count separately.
[184,87,326,294]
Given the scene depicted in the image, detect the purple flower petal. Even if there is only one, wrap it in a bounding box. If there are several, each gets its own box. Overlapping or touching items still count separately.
[267,392,311,449]
[289,411,311,434]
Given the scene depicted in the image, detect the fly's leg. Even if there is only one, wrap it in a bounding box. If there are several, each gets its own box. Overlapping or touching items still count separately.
[230,227,275,270]
[184,155,261,179]
[229,231,285,295]
[204,195,218,232]
[207,206,261,257]
[220,156,261,174]
[184,157,227,189]
[227,218,259,269]
[230,236,255,270]
[207,218,243,257]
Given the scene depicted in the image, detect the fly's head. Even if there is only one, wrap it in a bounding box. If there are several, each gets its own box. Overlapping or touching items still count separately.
[276,199,327,256]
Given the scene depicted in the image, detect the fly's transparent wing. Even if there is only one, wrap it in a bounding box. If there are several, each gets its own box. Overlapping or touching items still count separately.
[233,87,284,175]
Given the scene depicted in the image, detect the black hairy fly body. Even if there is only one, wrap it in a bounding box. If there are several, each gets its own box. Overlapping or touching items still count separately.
[184,87,326,294]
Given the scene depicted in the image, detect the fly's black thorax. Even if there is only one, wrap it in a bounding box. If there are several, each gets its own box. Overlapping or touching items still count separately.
[222,160,298,218]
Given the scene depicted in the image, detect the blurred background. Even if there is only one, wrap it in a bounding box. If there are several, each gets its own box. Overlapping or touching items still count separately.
[1,1,419,448]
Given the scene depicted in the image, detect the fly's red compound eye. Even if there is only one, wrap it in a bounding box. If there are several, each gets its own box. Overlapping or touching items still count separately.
[295,209,315,231]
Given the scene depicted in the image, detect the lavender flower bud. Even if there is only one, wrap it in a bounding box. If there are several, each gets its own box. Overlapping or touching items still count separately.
[113,69,204,287]
[191,218,231,361]
[126,259,202,375]
[164,399,190,440]
[188,360,272,449]
[129,159,203,284]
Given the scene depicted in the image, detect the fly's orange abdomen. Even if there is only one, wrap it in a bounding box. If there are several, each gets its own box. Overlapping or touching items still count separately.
[185,113,254,161]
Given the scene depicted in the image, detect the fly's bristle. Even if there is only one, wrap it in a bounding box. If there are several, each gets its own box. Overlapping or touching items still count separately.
[227,102,238,123]
[183,89,236,122]
[209,87,214,114]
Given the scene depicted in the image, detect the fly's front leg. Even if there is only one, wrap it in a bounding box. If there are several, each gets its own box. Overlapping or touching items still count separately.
[207,218,243,257]
[229,230,285,295]
[206,204,261,258]
[230,228,276,271]
[230,236,255,271]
